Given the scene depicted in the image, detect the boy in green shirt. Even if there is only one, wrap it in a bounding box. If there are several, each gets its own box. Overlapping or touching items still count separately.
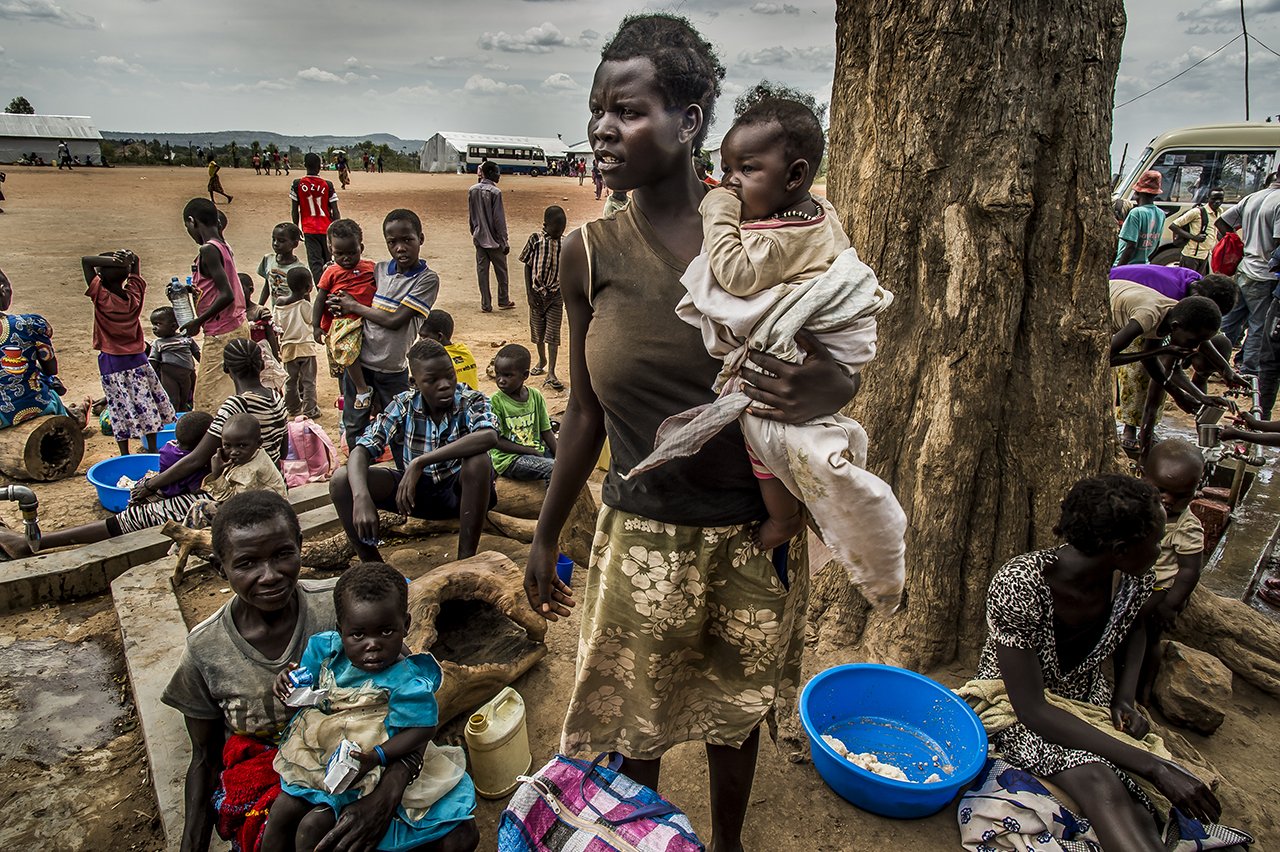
[489,344,556,481]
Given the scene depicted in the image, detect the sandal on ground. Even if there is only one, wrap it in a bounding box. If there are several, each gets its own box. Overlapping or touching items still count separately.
[353,390,374,410]
[480,305,493,313]
[544,377,565,391]
[530,366,546,376]
[498,301,517,310]
[1120,436,1140,453]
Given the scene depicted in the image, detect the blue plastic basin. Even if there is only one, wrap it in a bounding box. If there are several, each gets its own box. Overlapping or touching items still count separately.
[86,454,161,512]
[799,663,987,819]
[154,411,187,449]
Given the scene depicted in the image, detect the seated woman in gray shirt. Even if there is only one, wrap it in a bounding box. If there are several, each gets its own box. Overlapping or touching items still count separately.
[161,491,478,852]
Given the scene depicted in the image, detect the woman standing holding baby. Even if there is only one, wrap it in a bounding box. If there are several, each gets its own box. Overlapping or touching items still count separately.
[525,15,858,850]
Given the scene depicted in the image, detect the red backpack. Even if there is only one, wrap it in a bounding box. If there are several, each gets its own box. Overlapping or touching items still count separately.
[1211,230,1244,276]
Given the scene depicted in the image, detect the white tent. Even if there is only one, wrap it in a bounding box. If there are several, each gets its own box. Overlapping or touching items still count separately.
[0,114,102,164]
[419,131,577,172]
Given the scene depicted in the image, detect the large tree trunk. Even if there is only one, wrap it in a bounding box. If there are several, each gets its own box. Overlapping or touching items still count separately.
[826,0,1125,668]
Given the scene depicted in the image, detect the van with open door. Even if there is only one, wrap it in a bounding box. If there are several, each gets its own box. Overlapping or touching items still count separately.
[1112,123,1279,265]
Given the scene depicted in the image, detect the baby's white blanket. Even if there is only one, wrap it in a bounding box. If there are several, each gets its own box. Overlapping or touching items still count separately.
[625,247,906,610]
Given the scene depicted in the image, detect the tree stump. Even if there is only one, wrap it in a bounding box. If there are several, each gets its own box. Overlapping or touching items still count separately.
[0,415,85,481]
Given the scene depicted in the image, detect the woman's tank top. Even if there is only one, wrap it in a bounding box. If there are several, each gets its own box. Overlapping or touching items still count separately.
[193,238,247,336]
[581,203,764,526]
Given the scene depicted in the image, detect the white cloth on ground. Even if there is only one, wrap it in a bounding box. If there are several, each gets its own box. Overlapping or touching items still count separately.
[624,246,907,610]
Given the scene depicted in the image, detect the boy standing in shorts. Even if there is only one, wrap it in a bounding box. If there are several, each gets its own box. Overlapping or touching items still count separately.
[519,205,566,391]
[290,153,341,284]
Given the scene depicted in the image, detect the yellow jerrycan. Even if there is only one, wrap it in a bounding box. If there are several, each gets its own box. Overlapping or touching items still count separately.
[464,687,531,798]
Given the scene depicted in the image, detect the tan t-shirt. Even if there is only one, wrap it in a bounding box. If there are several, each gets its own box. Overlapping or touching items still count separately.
[1110,280,1176,337]
[1152,506,1204,590]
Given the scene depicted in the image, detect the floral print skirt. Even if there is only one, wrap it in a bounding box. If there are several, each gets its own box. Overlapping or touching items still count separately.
[560,505,809,761]
[100,355,175,441]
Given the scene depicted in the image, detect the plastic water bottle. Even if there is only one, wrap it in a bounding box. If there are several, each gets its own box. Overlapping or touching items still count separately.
[167,276,197,329]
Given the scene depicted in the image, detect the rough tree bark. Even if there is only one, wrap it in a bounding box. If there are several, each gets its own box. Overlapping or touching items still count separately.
[824,0,1126,668]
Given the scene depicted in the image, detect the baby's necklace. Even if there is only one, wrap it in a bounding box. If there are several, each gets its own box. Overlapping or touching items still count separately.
[774,196,821,221]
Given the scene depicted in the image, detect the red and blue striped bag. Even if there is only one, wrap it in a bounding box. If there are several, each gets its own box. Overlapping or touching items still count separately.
[498,753,705,852]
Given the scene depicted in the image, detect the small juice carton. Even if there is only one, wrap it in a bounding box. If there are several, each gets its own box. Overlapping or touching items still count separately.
[324,739,363,794]
[284,666,327,708]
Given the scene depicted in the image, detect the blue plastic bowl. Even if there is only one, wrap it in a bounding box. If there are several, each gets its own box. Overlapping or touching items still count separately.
[799,663,987,818]
[86,454,161,512]
[154,411,187,449]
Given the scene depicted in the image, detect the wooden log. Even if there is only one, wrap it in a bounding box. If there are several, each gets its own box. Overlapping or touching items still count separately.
[494,478,547,520]
[405,551,547,723]
[1171,585,1280,697]
[486,511,536,543]
[0,414,85,481]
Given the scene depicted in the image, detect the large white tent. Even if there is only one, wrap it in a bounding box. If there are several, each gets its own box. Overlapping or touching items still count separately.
[0,114,102,164]
[419,131,582,172]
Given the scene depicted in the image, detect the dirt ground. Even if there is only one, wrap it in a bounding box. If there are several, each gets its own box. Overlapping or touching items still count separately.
[1,166,1278,850]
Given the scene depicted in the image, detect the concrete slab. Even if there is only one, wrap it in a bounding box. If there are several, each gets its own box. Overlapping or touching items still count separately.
[111,555,194,851]
[0,482,334,614]
[112,501,343,850]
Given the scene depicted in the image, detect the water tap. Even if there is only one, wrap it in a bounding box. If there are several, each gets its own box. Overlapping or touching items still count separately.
[0,485,40,553]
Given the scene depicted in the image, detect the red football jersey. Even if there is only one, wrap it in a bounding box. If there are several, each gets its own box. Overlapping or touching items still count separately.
[291,176,337,235]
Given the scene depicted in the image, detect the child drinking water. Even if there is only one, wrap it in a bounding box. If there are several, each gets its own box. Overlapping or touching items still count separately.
[314,219,376,410]
[263,562,477,851]
[256,222,307,307]
[626,96,906,608]
[275,267,321,418]
[489,344,556,481]
[82,250,176,455]
[148,307,200,413]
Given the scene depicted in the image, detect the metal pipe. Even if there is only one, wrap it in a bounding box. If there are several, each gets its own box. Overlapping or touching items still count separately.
[0,485,40,553]
[1228,458,1249,512]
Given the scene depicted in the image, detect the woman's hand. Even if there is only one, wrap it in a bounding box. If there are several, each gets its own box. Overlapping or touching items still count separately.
[524,539,575,621]
[129,479,155,504]
[1110,700,1150,740]
[314,779,399,852]
[740,330,856,424]
[1149,759,1222,824]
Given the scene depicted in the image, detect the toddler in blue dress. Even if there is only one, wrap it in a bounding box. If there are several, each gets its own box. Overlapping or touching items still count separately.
[262,562,476,852]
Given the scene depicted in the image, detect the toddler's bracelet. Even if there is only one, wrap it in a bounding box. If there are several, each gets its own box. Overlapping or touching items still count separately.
[374,745,387,766]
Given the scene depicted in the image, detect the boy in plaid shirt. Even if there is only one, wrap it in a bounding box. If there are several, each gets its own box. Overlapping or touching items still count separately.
[330,338,498,561]
[519,205,567,391]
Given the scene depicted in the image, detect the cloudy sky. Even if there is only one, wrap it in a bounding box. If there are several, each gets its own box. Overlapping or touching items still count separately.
[0,0,1277,163]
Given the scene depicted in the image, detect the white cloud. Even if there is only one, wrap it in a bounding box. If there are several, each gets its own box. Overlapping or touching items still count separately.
[390,82,441,100]
[462,74,528,96]
[94,54,142,74]
[737,44,834,72]
[0,0,96,29]
[478,22,594,53]
[542,72,579,91]
[296,66,348,84]
[750,2,800,14]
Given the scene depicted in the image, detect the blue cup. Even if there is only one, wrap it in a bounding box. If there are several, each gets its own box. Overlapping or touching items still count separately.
[555,554,574,585]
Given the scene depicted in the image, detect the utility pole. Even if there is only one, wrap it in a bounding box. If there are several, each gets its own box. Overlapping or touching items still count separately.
[1241,0,1251,120]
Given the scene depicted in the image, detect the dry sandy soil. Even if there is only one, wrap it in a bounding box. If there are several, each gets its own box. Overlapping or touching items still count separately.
[0,166,1277,850]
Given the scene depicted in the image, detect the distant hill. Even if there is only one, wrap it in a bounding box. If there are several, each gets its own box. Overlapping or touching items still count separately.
[101,130,426,152]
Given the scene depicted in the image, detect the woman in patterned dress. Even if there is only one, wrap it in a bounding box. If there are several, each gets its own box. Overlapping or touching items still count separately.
[521,14,859,851]
[0,266,69,428]
[978,474,1220,850]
